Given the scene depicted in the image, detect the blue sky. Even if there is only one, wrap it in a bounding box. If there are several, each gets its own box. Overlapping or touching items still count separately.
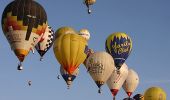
[0,0,170,100]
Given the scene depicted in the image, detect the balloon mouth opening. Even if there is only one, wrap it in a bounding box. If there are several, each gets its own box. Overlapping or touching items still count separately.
[95,81,104,88]
[38,50,45,57]
[14,49,29,62]
[111,89,119,96]
[127,92,132,97]
[17,54,25,62]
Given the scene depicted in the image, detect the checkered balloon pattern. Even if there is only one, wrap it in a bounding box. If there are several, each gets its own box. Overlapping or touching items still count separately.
[35,25,55,57]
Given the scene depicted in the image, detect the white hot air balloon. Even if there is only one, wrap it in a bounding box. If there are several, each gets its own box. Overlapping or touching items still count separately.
[60,66,79,89]
[85,51,115,93]
[107,63,129,100]
[123,69,139,98]
[79,29,90,41]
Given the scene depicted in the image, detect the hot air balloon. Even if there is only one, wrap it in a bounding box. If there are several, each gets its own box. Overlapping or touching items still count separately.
[133,94,144,100]
[85,51,115,93]
[35,25,55,61]
[84,0,96,14]
[55,26,77,39]
[105,32,132,72]
[1,0,47,70]
[28,80,32,86]
[107,63,129,100]
[83,48,94,68]
[60,66,79,89]
[144,87,166,100]
[123,98,134,100]
[53,33,87,75]
[123,69,139,98]
[79,29,90,41]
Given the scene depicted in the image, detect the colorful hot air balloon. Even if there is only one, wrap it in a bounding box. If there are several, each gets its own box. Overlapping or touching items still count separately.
[60,66,79,89]
[84,0,96,14]
[35,25,55,61]
[55,26,77,39]
[1,0,47,70]
[105,32,132,71]
[123,69,139,98]
[79,29,90,41]
[53,33,87,75]
[107,63,129,100]
[144,87,166,100]
[123,98,134,100]
[133,94,144,100]
[85,51,115,93]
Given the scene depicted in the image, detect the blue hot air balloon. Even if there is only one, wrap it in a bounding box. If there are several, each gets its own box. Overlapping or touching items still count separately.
[105,32,132,70]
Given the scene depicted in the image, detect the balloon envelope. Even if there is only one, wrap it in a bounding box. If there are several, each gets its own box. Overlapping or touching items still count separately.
[133,94,144,100]
[105,32,132,70]
[107,63,129,97]
[1,0,47,62]
[60,66,79,87]
[123,69,139,97]
[53,33,87,74]
[55,26,77,39]
[35,25,55,58]
[79,29,90,40]
[85,51,115,89]
[84,0,96,5]
[144,87,166,100]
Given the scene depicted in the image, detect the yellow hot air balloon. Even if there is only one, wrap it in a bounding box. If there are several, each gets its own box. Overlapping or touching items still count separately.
[55,26,77,39]
[53,33,87,74]
[85,51,115,93]
[1,0,47,70]
[144,87,166,100]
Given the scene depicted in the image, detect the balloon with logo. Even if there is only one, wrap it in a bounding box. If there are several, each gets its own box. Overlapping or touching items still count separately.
[133,94,144,100]
[84,0,96,14]
[79,29,90,41]
[105,32,132,71]
[1,0,47,70]
[144,87,166,100]
[123,69,139,98]
[107,63,129,100]
[60,66,79,89]
[55,26,77,39]
[35,25,55,61]
[85,51,115,93]
[53,33,87,75]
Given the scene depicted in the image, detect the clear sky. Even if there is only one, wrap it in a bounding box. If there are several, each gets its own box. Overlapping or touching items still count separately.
[0,0,170,100]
